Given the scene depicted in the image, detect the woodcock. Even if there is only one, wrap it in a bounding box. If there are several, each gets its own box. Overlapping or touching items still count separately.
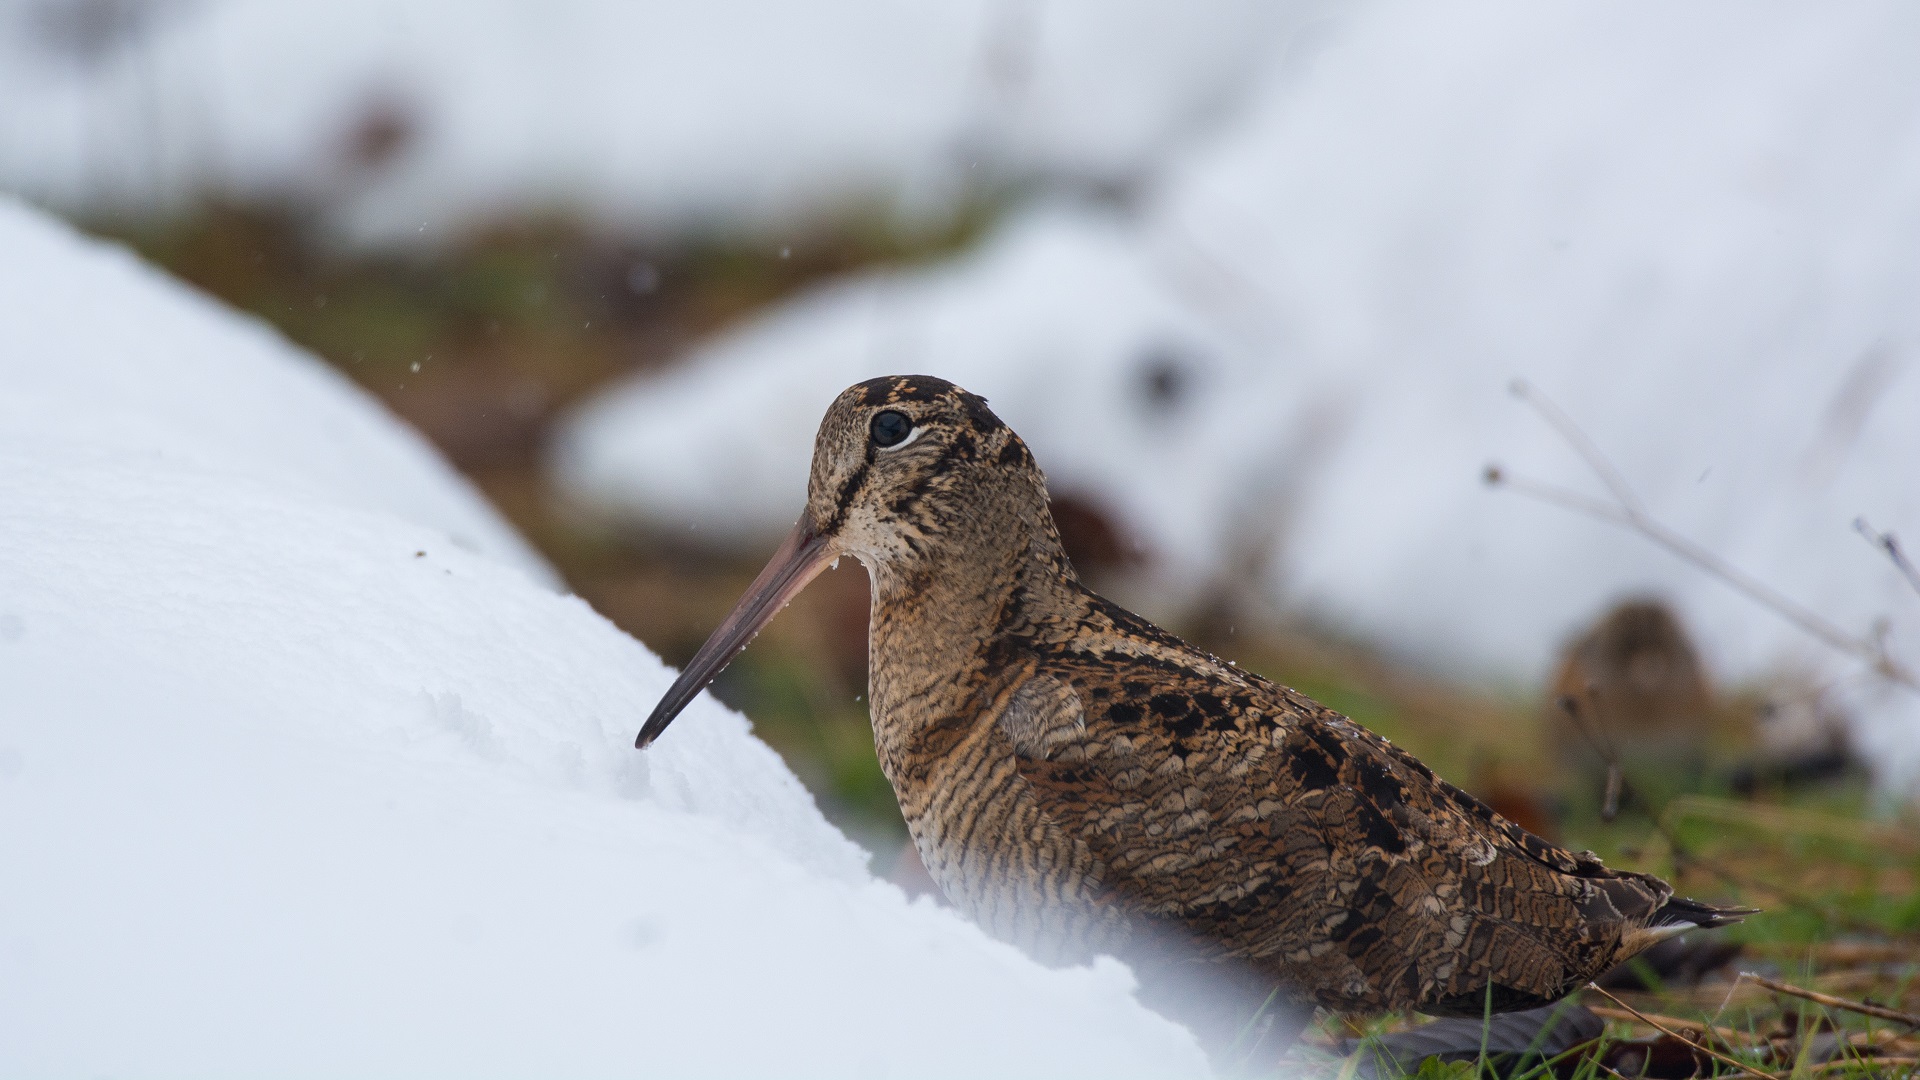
[637,375,1747,1047]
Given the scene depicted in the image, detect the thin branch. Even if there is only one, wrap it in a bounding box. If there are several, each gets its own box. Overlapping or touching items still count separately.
[1487,384,1919,692]
[1583,1005,1753,1048]
[1510,379,1647,516]
[1555,694,1620,765]
[1742,973,1920,1030]
[1856,518,1920,600]
[1556,694,1624,821]
[1495,467,1905,682]
[1586,983,1783,1080]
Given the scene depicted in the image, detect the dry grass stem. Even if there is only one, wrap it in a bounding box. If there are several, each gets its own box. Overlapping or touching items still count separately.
[1587,982,1784,1080]
[1584,1004,1753,1047]
[1743,972,1920,1029]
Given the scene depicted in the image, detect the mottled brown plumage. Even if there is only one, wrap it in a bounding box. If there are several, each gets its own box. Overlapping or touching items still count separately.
[638,375,1747,1044]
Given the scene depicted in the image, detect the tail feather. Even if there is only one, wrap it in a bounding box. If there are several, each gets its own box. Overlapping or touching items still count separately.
[1619,895,1754,969]
[1652,894,1757,931]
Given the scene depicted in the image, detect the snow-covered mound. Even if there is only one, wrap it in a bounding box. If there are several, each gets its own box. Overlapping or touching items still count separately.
[0,201,1208,1076]
[0,0,1314,240]
[0,196,555,584]
[552,1,1920,785]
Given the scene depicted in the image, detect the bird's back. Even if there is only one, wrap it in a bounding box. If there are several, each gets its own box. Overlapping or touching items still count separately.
[883,582,1732,1016]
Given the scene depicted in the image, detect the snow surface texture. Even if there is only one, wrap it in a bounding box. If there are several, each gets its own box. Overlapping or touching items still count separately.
[0,196,554,584]
[555,1,1920,788]
[0,0,1313,240]
[0,200,1209,1077]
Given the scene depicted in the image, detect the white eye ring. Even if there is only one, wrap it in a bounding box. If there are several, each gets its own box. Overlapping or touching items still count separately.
[878,425,926,452]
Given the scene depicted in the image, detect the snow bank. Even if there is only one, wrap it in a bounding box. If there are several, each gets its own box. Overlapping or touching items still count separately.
[0,199,1208,1076]
[553,1,1920,786]
[0,196,555,584]
[0,0,1313,240]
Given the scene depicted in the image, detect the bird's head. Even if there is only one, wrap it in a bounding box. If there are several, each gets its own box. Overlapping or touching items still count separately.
[636,374,1047,748]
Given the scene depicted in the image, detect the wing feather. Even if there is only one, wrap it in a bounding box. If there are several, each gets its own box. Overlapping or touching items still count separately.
[1009,650,1671,1014]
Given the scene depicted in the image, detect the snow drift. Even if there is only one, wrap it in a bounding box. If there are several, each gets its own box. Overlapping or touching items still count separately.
[553,1,1920,787]
[0,0,1316,241]
[0,199,1207,1077]
[0,195,554,583]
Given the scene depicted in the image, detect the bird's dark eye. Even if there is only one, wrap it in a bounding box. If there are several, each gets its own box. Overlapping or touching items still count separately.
[870,410,913,448]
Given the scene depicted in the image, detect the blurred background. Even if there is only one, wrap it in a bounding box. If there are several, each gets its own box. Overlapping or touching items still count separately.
[6,0,1919,960]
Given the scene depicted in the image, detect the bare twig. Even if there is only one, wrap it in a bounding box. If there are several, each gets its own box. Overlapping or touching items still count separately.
[1742,973,1920,1030]
[1856,518,1920,601]
[1587,983,1783,1080]
[1554,694,1617,764]
[1584,1005,1753,1048]
[1601,763,1624,823]
[1487,381,1919,692]
[1555,695,1625,821]
[1510,379,1649,516]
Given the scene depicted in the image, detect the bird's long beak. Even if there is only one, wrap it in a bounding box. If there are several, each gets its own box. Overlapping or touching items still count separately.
[635,518,836,749]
